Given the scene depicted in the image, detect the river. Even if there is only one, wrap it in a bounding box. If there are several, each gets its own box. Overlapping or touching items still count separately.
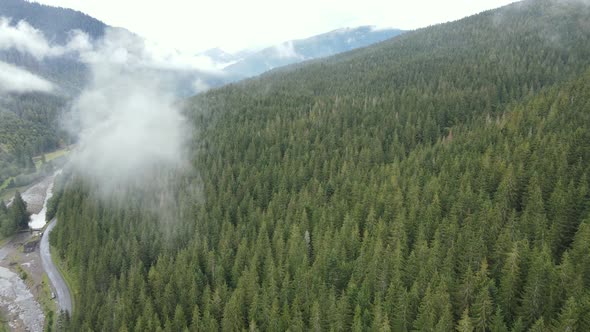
[28,170,62,230]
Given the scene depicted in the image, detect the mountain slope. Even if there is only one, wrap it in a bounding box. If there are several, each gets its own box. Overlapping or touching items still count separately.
[0,0,105,196]
[52,0,590,331]
[0,0,109,93]
[222,26,404,79]
[0,0,106,43]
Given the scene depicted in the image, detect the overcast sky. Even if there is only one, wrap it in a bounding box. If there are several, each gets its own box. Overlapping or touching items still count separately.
[31,0,516,53]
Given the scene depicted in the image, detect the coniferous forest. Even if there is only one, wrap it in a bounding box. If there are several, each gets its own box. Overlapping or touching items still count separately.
[51,0,590,331]
[0,92,69,184]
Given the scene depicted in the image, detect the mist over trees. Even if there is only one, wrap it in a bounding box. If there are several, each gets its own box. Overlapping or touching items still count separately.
[49,0,590,331]
[0,0,106,44]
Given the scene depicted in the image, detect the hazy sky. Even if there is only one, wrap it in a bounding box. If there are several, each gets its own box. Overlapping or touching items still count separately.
[31,0,516,53]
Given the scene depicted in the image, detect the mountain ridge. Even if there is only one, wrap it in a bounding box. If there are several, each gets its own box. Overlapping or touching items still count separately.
[220,25,404,79]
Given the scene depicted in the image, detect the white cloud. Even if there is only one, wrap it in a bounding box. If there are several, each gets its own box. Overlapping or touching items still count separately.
[0,17,94,59]
[192,78,210,93]
[63,30,94,53]
[77,28,223,74]
[0,16,222,75]
[68,28,190,192]
[0,61,54,93]
[0,17,55,59]
[274,41,302,59]
[32,0,517,53]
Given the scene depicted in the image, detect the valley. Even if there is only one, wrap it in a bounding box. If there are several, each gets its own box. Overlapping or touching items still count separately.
[0,171,64,331]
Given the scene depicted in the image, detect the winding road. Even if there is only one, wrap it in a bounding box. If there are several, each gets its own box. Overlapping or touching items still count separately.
[40,218,72,313]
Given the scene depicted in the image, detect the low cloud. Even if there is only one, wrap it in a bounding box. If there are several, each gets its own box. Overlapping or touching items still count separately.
[0,61,54,93]
[274,41,302,59]
[70,28,225,96]
[0,17,88,59]
[76,28,223,74]
[68,29,190,193]
[0,17,56,59]
[63,30,94,53]
[0,18,225,96]
[192,78,210,93]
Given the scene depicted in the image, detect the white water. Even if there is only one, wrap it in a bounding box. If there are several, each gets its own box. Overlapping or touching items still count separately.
[28,170,61,230]
[28,181,53,230]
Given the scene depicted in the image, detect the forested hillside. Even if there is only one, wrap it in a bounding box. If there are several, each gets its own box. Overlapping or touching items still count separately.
[0,0,107,92]
[0,0,107,194]
[52,0,590,331]
[0,92,70,191]
[0,0,107,142]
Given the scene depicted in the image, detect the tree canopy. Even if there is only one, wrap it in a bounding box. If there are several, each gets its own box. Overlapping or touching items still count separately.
[51,0,590,330]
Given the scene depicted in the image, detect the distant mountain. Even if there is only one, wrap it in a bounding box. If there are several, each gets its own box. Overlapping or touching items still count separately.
[0,1,405,93]
[199,47,241,64]
[220,26,405,79]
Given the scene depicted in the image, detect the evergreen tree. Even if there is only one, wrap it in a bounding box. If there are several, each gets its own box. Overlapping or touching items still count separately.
[457,308,474,332]
[45,1,590,330]
[552,297,582,332]
[472,287,493,332]
[11,191,30,230]
[490,307,508,332]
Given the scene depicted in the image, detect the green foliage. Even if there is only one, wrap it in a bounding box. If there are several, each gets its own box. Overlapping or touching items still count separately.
[0,190,30,236]
[51,0,590,330]
[0,93,70,187]
[457,308,474,332]
[11,191,29,230]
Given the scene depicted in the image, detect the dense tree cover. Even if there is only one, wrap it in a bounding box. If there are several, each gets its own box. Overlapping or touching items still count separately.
[0,191,30,236]
[52,0,590,331]
[0,92,70,187]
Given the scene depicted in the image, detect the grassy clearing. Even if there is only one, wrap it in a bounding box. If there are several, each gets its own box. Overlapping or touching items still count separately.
[15,264,29,282]
[0,236,10,247]
[12,261,58,330]
[0,180,29,202]
[33,146,72,169]
[39,273,58,331]
[0,177,13,192]
[0,316,8,332]
[0,184,28,203]
[0,306,8,332]
[1,145,72,203]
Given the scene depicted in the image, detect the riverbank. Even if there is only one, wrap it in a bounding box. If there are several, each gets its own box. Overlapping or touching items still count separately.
[0,233,45,331]
[4,173,54,214]
[1,146,71,206]
[0,171,63,331]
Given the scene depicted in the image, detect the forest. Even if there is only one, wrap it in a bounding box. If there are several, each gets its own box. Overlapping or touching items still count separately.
[50,0,590,331]
[0,191,30,236]
[0,92,70,192]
